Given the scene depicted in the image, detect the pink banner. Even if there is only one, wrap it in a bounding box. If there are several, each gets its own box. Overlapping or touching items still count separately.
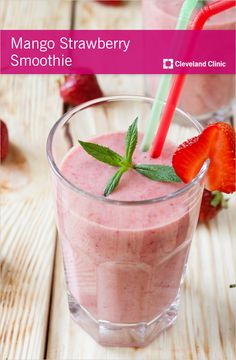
[0,30,235,74]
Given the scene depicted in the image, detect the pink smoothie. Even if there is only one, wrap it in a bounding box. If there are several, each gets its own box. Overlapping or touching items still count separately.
[143,0,236,117]
[57,132,202,323]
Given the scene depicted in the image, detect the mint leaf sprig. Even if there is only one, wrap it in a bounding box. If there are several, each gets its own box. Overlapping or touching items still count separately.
[78,141,123,167]
[79,118,181,197]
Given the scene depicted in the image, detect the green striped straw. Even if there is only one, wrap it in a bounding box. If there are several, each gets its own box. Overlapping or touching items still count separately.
[141,0,200,151]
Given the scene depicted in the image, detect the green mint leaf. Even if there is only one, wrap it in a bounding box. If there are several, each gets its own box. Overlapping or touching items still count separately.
[104,167,127,197]
[78,140,123,167]
[125,117,138,164]
[134,164,181,183]
[79,118,181,197]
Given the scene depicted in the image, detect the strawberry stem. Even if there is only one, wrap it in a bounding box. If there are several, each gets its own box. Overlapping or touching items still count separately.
[56,76,65,87]
[211,191,224,208]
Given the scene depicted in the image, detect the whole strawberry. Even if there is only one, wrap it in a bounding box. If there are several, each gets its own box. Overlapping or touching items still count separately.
[198,189,227,223]
[96,0,123,6]
[59,74,103,107]
[1,119,9,162]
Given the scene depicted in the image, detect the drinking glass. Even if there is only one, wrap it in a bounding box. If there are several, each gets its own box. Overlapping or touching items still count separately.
[47,96,208,347]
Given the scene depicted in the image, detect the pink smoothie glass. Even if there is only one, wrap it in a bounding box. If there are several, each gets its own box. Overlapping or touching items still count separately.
[47,96,208,347]
[143,0,236,124]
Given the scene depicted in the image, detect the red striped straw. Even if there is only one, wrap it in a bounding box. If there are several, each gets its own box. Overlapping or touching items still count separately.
[150,0,236,158]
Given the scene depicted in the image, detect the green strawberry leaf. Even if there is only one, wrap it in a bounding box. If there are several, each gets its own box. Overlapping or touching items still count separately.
[210,191,223,207]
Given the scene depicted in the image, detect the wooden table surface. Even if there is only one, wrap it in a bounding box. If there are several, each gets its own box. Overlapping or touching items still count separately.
[0,1,235,359]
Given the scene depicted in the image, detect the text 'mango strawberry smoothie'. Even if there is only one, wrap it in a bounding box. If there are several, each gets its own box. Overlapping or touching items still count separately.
[47,96,207,347]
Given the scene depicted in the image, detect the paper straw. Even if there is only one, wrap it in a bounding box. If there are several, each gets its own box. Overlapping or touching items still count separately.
[150,0,236,158]
[141,0,199,151]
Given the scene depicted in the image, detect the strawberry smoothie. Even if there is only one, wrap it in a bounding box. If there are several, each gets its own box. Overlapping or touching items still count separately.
[56,132,203,325]
[143,0,236,119]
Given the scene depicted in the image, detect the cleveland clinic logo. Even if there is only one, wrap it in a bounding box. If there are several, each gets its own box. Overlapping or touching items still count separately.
[162,58,226,70]
[163,58,174,69]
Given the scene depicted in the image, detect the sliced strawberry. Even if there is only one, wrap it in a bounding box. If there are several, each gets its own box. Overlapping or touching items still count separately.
[59,74,103,106]
[206,123,235,193]
[172,122,235,194]
[1,119,9,162]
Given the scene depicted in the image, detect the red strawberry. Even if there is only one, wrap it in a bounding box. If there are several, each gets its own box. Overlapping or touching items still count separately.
[198,189,227,223]
[172,122,236,194]
[96,0,123,6]
[1,120,9,162]
[59,74,103,106]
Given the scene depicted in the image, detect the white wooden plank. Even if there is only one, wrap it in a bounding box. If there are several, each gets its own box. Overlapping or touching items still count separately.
[76,0,144,97]
[0,0,71,358]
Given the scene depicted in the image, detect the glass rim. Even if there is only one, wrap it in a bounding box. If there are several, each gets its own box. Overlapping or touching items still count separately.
[46,95,209,207]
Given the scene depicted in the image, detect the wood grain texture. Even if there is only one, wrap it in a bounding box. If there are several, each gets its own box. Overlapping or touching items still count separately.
[46,1,236,360]
[0,0,71,358]
[75,0,144,98]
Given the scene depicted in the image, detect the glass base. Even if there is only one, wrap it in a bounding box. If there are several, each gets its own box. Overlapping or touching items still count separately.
[67,291,181,347]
